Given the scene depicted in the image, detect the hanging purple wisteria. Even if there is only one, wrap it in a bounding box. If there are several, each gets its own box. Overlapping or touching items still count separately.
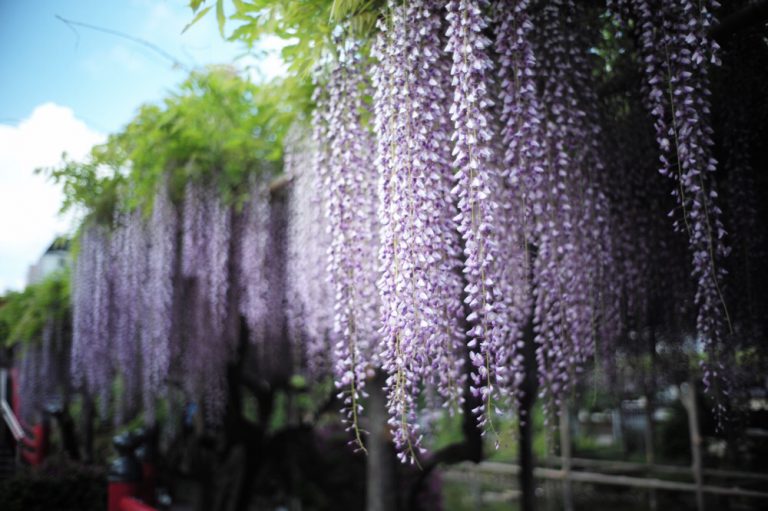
[238,178,271,347]
[284,125,334,379]
[70,173,276,423]
[71,223,112,406]
[62,0,767,465]
[373,0,465,461]
[445,0,511,440]
[493,0,546,422]
[139,179,177,417]
[110,207,147,421]
[179,179,236,410]
[613,0,733,408]
[313,35,381,452]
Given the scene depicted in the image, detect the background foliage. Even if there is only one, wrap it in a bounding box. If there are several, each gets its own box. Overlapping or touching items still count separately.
[40,67,305,224]
[0,269,69,348]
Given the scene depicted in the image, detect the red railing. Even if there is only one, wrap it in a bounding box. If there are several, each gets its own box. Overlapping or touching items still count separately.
[120,497,159,511]
[2,367,49,467]
[107,429,160,511]
[20,422,49,466]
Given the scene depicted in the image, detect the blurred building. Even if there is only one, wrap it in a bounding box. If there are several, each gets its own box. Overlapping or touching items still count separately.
[26,238,70,285]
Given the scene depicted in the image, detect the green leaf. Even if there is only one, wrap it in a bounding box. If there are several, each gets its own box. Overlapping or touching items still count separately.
[216,0,226,37]
[182,5,213,34]
[349,11,377,38]
[290,374,307,389]
[189,0,207,12]
[227,21,258,44]
[330,0,364,21]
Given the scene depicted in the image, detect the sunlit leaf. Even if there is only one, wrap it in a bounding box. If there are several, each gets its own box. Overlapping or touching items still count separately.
[216,0,226,36]
[182,5,213,34]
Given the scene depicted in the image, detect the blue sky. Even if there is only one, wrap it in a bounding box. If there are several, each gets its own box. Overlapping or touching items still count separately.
[0,1,282,292]
[0,0,255,133]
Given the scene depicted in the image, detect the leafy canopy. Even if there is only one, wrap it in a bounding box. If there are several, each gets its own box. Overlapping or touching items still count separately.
[188,0,381,74]
[41,67,305,223]
[0,269,70,348]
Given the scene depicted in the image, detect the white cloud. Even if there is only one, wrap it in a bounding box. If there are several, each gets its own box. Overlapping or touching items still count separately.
[0,103,104,293]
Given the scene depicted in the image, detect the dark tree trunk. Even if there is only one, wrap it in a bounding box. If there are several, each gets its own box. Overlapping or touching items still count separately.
[681,379,704,511]
[191,439,216,511]
[211,202,268,511]
[216,316,261,511]
[366,371,397,511]
[559,401,573,511]
[54,405,80,461]
[81,393,95,463]
[519,314,538,511]
[644,326,657,510]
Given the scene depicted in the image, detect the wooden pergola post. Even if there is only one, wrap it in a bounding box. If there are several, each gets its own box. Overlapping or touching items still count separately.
[681,380,705,511]
[560,400,573,511]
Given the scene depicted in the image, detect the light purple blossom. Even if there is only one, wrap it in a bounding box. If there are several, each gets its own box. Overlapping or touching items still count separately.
[284,124,334,379]
[179,180,235,417]
[446,0,508,437]
[237,177,270,345]
[373,0,465,462]
[315,36,380,452]
[141,178,178,418]
[494,0,545,419]
[71,223,112,400]
[110,208,148,421]
[626,0,731,408]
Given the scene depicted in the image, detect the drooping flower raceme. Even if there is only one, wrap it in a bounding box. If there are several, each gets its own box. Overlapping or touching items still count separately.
[207,187,233,342]
[238,178,271,346]
[284,124,334,379]
[373,4,417,461]
[407,0,466,419]
[141,179,178,416]
[628,0,731,404]
[494,0,547,419]
[39,318,57,406]
[526,0,616,416]
[110,208,147,419]
[258,184,294,381]
[180,179,232,338]
[446,0,509,437]
[179,180,235,414]
[71,223,113,401]
[563,1,622,374]
[316,38,380,452]
[373,0,465,462]
[19,344,43,423]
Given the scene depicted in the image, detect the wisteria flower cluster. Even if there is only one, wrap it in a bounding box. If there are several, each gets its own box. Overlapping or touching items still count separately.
[444,0,512,441]
[284,124,335,379]
[70,176,277,423]
[493,0,546,423]
[616,0,732,407]
[297,0,741,454]
[313,36,380,452]
[71,223,112,403]
[372,0,467,462]
[66,0,751,460]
